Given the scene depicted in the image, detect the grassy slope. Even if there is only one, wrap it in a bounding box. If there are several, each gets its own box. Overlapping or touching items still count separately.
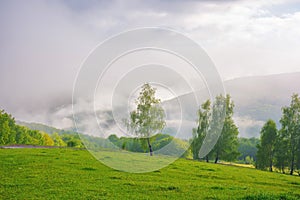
[0,148,299,200]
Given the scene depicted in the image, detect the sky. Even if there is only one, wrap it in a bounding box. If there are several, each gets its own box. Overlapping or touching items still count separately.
[1,0,300,130]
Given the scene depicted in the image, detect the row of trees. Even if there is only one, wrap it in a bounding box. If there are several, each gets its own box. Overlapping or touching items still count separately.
[256,94,300,175]
[191,94,239,163]
[123,83,241,161]
[124,84,256,163]
[0,109,83,147]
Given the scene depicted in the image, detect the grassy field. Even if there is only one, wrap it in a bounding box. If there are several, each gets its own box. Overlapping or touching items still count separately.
[0,148,299,199]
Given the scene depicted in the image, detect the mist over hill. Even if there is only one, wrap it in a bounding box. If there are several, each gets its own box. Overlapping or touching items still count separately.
[225,72,300,137]
[149,72,300,138]
[10,72,300,138]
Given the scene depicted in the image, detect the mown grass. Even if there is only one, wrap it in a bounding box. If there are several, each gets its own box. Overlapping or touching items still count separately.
[0,148,299,199]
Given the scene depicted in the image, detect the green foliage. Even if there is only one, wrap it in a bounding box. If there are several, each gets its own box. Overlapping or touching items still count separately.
[0,109,71,147]
[1,148,299,199]
[0,110,15,144]
[191,100,211,160]
[274,133,289,173]
[255,93,300,175]
[41,132,55,146]
[108,133,191,158]
[51,132,66,146]
[256,120,277,171]
[61,134,83,148]
[192,95,239,163]
[0,110,116,149]
[0,109,55,146]
[244,155,254,164]
[238,137,259,163]
[125,83,166,155]
[210,95,240,163]
[278,93,300,175]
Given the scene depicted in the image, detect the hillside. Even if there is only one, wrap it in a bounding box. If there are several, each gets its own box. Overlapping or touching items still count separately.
[16,121,77,135]
[0,148,299,199]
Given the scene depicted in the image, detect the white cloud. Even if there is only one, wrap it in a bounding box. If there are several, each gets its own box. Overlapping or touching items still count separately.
[234,115,265,138]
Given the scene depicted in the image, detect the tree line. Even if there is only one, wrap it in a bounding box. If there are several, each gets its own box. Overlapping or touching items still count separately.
[0,109,83,148]
[256,94,300,175]
[192,93,300,176]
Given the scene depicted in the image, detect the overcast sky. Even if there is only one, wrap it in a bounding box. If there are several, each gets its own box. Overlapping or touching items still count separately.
[1,0,300,128]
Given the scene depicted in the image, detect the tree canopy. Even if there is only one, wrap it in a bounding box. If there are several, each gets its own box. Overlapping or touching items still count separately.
[256,120,277,171]
[278,94,300,175]
[192,95,239,163]
[125,83,166,156]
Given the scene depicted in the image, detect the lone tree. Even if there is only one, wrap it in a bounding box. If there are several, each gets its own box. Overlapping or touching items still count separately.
[125,83,166,156]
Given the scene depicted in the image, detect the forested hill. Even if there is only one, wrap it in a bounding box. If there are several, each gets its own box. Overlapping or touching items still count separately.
[16,121,76,135]
[16,120,191,158]
[0,110,87,147]
[0,110,55,146]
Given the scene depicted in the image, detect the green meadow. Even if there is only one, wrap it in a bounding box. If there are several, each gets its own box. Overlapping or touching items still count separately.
[1,148,299,199]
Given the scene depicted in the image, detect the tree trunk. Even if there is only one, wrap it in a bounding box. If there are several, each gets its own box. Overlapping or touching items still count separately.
[206,156,209,163]
[214,152,219,163]
[269,156,273,172]
[269,161,273,172]
[147,138,153,156]
[290,153,295,175]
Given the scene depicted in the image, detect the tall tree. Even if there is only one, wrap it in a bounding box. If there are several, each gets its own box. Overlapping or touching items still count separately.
[274,132,289,173]
[279,93,300,175]
[125,83,166,156]
[256,120,277,172]
[191,100,211,161]
[212,95,239,163]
